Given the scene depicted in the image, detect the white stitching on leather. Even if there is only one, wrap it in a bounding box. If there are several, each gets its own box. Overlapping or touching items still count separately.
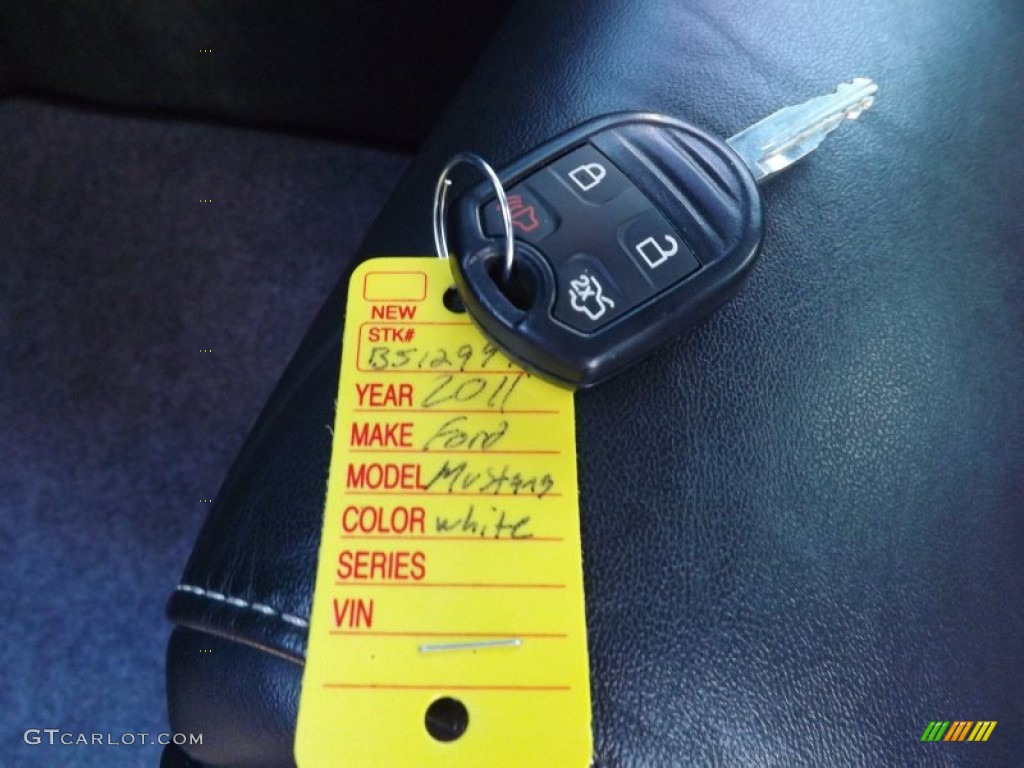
[176,583,309,629]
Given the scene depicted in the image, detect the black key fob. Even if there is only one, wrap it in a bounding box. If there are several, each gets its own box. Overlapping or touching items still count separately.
[447,113,763,389]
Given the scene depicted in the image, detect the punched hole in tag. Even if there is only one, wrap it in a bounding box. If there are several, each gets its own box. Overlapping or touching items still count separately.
[442,285,466,314]
[425,696,469,742]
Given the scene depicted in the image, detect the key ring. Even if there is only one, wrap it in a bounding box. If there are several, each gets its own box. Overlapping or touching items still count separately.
[432,153,515,284]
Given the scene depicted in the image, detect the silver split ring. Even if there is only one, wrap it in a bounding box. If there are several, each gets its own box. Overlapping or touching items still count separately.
[432,152,515,284]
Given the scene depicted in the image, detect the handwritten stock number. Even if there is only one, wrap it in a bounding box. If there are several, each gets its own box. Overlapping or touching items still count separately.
[366,341,513,372]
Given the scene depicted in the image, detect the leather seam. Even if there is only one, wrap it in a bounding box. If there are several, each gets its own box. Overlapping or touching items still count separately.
[176,584,309,629]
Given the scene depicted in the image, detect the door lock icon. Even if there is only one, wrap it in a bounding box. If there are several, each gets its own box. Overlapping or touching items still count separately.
[634,234,679,268]
[568,162,607,192]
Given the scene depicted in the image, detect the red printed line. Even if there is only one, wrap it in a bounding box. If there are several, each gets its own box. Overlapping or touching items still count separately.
[355,491,562,498]
[333,581,565,589]
[348,449,561,455]
[330,630,568,638]
[351,408,560,415]
[359,321,474,326]
[357,368,526,376]
[324,683,570,692]
[338,535,564,542]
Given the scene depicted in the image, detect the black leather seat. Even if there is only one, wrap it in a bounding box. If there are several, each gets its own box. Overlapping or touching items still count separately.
[164,0,1024,764]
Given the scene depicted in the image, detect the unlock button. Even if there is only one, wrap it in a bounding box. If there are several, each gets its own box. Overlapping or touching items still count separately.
[620,209,700,290]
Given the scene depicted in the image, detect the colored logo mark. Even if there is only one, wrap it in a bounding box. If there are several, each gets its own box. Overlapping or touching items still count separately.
[920,720,996,742]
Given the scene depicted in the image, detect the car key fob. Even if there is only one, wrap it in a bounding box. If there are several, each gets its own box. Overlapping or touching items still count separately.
[448,113,762,389]
[446,81,877,388]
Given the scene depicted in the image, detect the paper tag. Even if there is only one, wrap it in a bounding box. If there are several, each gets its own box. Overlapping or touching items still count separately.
[295,257,592,767]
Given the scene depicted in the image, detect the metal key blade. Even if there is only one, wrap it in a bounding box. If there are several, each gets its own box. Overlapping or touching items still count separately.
[727,77,878,183]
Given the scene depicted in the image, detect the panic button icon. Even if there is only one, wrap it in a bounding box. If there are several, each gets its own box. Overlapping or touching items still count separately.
[506,194,540,233]
[480,186,556,242]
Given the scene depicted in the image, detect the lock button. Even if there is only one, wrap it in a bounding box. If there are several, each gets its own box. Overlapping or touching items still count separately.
[549,145,632,205]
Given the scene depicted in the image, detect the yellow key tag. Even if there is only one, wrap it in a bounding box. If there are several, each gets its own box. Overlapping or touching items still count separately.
[295,257,592,767]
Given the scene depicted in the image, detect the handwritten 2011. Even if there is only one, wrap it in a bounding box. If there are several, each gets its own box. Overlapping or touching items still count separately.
[420,373,525,412]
